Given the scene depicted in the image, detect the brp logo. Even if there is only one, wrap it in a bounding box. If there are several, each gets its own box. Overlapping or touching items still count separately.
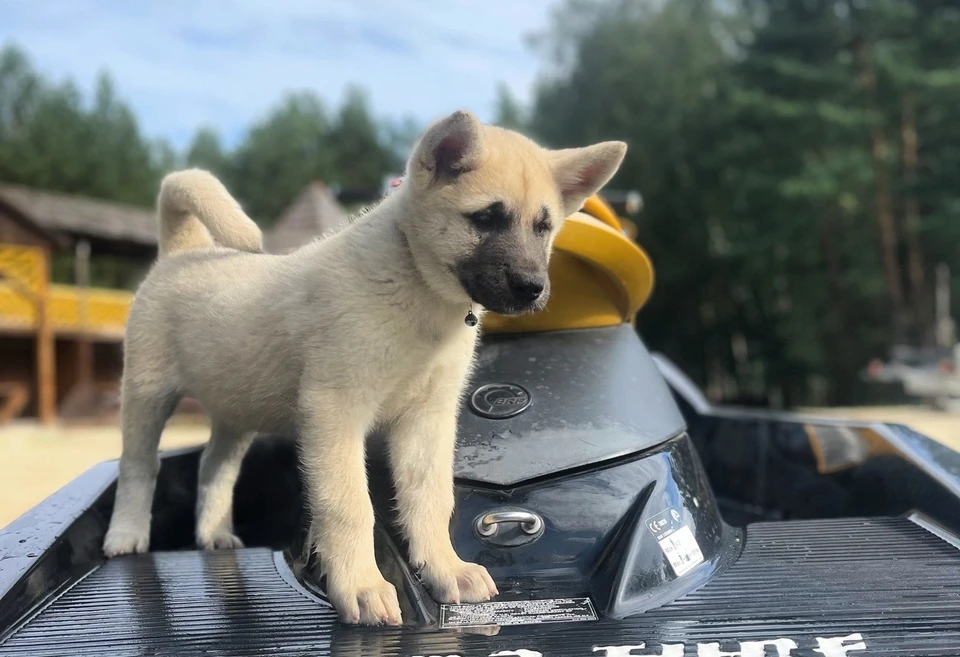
[469,383,532,419]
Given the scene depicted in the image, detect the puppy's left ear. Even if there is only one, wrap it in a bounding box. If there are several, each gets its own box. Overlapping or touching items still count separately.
[550,141,627,216]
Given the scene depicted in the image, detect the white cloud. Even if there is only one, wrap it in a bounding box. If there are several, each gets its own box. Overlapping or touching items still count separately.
[1,0,558,148]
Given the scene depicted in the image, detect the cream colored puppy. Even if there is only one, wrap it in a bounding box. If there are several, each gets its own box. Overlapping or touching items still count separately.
[103,110,626,625]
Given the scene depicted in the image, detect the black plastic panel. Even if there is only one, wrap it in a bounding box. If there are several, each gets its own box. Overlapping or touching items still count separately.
[323,434,738,621]
[655,352,960,530]
[456,326,686,486]
[4,517,960,656]
[0,461,115,635]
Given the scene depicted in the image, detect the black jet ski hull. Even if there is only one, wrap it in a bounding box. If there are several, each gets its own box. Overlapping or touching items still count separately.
[2,515,959,656]
[3,326,960,655]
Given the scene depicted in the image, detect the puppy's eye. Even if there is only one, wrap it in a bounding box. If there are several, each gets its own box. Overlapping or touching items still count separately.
[464,201,510,231]
[533,207,552,236]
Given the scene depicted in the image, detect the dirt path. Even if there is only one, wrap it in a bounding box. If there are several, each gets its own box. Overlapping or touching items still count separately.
[1,406,958,529]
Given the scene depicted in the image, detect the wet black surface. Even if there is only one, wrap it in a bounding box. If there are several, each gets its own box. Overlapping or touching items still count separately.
[5,335,960,655]
[297,435,741,622]
[0,461,116,634]
[456,326,686,486]
[2,517,960,656]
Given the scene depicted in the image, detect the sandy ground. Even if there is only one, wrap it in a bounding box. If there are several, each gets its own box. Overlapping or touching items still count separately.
[0,406,957,529]
[0,418,210,529]
[801,405,960,451]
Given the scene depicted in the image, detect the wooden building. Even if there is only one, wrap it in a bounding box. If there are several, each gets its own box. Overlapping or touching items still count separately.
[0,181,348,424]
[264,182,348,254]
[0,183,156,424]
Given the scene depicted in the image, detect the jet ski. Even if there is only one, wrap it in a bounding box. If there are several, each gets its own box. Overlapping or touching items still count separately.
[2,195,960,656]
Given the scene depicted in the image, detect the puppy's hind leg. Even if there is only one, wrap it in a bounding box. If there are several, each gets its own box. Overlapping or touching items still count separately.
[195,422,254,550]
[104,381,182,557]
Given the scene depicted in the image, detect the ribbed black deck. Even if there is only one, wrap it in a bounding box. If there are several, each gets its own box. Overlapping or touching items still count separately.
[3,517,960,656]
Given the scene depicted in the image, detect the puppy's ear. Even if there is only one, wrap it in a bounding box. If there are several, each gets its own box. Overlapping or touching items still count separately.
[411,110,484,182]
[550,141,627,216]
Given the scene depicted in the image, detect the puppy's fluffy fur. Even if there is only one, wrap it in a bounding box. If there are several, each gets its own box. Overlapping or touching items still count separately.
[103,110,626,625]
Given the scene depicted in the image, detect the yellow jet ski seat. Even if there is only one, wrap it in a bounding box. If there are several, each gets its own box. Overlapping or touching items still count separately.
[482,194,654,334]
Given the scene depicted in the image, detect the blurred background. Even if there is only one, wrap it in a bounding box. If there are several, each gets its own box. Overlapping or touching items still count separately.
[0,0,958,524]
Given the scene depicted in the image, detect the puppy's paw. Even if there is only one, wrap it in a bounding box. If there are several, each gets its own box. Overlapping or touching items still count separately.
[198,531,244,550]
[103,526,149,557]
[328,570,402,626]
[420,557,498,604]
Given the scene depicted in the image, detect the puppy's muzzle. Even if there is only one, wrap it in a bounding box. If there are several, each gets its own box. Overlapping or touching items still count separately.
[507,272,545,305]
[460,267,549,316]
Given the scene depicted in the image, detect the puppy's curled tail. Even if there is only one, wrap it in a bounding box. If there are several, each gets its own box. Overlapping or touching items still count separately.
[157,169,263,257]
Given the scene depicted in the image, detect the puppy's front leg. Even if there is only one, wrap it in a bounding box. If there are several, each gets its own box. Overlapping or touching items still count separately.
[388,403,498,604]
[300,388,401,625]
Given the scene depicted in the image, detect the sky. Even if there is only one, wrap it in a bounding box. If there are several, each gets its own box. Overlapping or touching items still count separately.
[2,0,559,149]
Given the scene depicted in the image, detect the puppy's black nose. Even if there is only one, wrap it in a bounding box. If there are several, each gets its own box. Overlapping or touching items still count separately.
[508,273,545,303]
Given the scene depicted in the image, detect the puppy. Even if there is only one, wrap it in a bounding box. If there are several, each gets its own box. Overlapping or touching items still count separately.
[103,110,626,625]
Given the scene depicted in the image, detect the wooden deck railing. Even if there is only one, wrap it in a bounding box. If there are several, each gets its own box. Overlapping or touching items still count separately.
[0,244,131,340]
[0,283,131,339]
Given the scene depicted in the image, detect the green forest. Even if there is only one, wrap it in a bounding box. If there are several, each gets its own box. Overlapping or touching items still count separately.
[1,0,959,408]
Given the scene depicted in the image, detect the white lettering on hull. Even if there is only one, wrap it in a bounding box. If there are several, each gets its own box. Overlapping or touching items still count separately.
[411,633,868,657]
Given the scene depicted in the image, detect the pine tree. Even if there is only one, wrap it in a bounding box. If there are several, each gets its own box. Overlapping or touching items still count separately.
[493,83,527,132]
[186,127,229,177]
[327,86,399,190]
[0,46,168,207]
[227,92,333,224]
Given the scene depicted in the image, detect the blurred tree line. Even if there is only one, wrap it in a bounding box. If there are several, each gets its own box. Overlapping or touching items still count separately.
[2,0,960,407]
[511,0,960,406]
[0,44,408,224]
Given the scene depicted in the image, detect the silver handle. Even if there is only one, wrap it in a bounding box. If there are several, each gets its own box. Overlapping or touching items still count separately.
[475,511,543,537]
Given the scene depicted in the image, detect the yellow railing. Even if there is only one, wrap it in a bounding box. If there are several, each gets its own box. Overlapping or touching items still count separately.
[0,283,132,339]
[0,243,45,295]
[0,244,132,340]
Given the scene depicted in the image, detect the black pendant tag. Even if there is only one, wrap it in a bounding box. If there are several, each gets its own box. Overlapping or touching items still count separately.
[464,310,478,327]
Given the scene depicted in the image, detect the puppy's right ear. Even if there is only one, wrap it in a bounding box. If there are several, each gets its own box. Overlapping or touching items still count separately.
[411,110,484,183]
